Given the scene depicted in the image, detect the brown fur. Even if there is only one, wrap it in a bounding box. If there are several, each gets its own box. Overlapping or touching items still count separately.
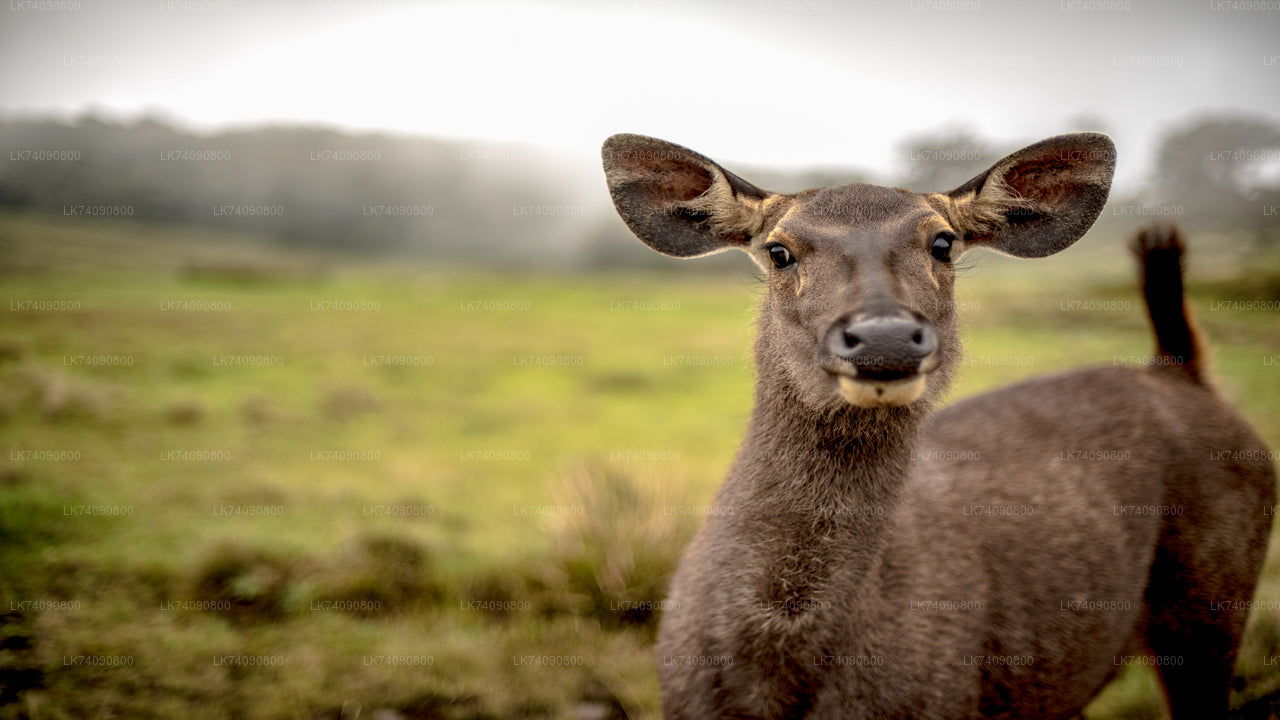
[1132,224,1206,384]
[600,133,1275,719]
[680,169,770,241]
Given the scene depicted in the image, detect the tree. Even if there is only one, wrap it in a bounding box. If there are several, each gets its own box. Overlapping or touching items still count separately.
[1152,114,1280,241]
[894,127,1003,193]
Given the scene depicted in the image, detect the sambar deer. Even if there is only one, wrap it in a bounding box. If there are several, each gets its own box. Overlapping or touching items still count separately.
[601,132,1275,719]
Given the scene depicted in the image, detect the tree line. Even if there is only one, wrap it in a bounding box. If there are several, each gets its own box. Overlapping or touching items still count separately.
[1,112,1275,268]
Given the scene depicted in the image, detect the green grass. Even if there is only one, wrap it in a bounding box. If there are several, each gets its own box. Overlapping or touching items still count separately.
[0,210,1277,718]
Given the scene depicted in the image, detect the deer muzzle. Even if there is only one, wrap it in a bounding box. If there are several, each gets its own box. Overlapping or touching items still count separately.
[822,313,940,407]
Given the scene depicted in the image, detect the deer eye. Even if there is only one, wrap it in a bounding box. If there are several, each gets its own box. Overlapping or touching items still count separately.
[767,243,795,269]
[930,232,955,263]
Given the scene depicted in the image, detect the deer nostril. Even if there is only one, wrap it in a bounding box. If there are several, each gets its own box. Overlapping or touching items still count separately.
[914,325,938,355]
[842,329,860,349]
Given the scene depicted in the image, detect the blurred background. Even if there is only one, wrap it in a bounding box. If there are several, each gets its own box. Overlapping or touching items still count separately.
[1,1,1277,718]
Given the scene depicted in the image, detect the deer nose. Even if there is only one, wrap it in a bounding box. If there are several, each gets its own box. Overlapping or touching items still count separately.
[826,315,937,381]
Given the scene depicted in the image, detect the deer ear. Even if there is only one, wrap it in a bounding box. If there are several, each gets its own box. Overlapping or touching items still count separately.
[946,133,1115,258]
[602,134,783,258]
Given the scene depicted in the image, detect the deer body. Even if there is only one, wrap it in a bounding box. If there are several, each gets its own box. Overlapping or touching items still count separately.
[664,367,1268,719]
[601,134,1274,719]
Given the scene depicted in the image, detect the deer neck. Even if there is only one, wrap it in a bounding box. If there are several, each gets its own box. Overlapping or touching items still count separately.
[736,366,923,512]
[724,352,927,605]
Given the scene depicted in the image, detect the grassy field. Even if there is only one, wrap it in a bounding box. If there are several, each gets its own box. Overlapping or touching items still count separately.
[0,210,1277,718]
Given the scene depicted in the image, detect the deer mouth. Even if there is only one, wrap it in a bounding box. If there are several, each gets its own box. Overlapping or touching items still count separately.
[834,374,927,408]
[820,356,939,408]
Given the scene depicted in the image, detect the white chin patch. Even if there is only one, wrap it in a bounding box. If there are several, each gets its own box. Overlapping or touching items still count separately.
[837,375,926,408]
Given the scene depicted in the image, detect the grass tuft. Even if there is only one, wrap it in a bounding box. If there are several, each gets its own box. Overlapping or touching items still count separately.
[164,399,206,426]
[320,386,380,422]
[9,365,119,423]
[188,543,298,625]
[320,532,444,614]
[541,462,697,633]
[0,610,45,706]
[238,393,277,425]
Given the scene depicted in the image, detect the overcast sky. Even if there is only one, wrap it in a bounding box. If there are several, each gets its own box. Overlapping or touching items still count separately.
[2,0,1278,191]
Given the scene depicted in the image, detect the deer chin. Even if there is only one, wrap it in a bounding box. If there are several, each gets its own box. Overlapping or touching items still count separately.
[836,374,927,408]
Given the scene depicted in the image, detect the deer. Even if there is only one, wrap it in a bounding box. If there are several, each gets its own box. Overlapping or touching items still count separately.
[600,132,1276,719]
